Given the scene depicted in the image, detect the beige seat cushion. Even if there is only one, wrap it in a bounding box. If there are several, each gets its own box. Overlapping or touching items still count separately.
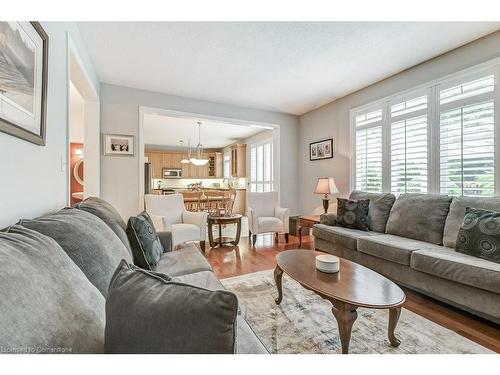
[170,223,201,247]
[410,247,500,294]
[257,217,284,233]
[358,234,438,266]
[312,224,380,251]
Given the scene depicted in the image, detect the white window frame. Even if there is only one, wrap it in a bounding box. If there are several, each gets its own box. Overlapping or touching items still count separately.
[350,58,500,196]
[249,138,274,193]
[352,105,385,193]
[223,150,230,179]
[388,89,430,194]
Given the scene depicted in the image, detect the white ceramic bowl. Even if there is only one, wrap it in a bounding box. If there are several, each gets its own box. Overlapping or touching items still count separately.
[315,254,340,273]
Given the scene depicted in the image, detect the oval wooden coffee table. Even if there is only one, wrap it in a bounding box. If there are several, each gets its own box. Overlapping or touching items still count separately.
[274,250,406,354]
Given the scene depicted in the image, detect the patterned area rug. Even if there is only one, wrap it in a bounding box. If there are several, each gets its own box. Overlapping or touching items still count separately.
[221,270,493,354]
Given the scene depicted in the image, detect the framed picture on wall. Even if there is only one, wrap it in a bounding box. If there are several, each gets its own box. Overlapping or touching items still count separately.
[103,134,135,156]
[310,138,334,161]
[0,22,48,145]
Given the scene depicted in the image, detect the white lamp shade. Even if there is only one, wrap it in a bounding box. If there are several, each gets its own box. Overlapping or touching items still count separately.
[314,177,339,195]
[190,158,209,166]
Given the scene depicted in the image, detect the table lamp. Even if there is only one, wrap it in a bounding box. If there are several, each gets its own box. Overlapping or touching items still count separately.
[314,177,339,214]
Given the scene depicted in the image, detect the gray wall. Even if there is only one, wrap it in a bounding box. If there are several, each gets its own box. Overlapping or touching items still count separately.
[0,22,98,228]
[298,30,500,215]
[100,84,299,219]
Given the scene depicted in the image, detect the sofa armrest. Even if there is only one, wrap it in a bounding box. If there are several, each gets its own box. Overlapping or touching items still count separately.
[157,231,173,253]
[275,207,290,232]
[248,208,258,234]
[320,213,337,226]
[182,210,208,240]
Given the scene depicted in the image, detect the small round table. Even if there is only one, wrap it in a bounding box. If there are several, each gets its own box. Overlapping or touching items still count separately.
[207,214,243,248]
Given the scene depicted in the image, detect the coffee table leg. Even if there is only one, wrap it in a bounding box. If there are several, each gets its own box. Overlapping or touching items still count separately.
[218,223,223,247]
[331,301,358,354]
[298,226,303,248]
[274,265,283,305]
[388,307,402,347]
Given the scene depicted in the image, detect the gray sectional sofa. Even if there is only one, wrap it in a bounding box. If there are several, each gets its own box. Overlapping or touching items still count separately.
[313,191,500,324]
[0,197,267,354]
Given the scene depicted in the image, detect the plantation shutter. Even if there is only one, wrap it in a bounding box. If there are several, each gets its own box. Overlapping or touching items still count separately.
[250,140,273,192]
[439,75,495,197]
[355,109,383,193]
[390,95,428,194]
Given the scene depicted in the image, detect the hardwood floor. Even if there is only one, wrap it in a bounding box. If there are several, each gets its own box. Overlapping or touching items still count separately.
[203,233,500,353]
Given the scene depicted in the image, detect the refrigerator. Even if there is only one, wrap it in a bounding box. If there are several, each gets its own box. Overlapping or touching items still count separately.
[144,162,154,195]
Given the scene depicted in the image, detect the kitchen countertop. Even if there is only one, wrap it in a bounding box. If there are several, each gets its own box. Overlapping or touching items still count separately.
[153,187,246,191]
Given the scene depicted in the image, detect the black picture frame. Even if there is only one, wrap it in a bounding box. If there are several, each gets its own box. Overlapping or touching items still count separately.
[0,21,48,146]
[309,138,334,161]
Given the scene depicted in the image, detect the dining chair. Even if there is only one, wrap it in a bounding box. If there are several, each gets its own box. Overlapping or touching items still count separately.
[181,190,202,212]
[203,190,225,215]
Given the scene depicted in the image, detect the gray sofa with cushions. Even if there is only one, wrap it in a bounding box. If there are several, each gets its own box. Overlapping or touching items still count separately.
[313,191,500,324]
[0,197,267,354]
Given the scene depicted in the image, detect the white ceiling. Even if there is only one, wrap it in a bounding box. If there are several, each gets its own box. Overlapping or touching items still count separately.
[78,22,500,115]
[143,114,269,149]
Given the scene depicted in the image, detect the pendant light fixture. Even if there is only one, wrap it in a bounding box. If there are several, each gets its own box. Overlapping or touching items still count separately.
[180,139,190,164]
[189,121,209,166]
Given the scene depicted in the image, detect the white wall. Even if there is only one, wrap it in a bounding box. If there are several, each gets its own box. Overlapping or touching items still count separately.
[298,30,500,215]
[100,84,299,220]
[69,81,85,143]
[0,22,98,228]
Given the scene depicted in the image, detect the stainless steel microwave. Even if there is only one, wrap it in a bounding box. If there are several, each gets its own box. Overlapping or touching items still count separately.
[162,168,182,179]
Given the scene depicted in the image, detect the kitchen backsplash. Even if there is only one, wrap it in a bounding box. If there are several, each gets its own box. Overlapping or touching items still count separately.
[153,178,247,189]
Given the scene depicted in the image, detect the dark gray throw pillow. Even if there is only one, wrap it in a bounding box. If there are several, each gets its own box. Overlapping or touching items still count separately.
[105,260,238,354]
[126,212,164,270]
[19,208,133,297]
[349,191,396,233]
[456,207,500,264]
[336,198,370,231]
[75,197,133,258]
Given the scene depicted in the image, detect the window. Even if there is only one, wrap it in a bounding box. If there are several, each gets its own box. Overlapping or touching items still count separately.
[440,101,495,197]
[223,151,230,179]
[390,95,428,194]
[355,109,383,192]
[250,140,273,192]
[352,67,498,197]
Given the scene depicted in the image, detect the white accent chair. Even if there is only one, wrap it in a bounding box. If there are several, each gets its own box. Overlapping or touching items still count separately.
[247,192,289,245]
[144,194,207,251]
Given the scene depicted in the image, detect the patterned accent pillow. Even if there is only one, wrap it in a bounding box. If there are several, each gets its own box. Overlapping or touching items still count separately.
[126,212,164,270]
[455,207,500,264]
[336,198,370,231]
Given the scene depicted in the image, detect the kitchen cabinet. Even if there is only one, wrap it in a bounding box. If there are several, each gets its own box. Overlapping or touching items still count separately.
[208,152,223,178]
[232,189,246,215]
[147,152,163,179]
[231,144,246,178]
[146,150,221,179]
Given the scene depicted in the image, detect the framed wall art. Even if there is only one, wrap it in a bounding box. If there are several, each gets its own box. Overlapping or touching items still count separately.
[0,22,48,145]
[310,138,333,161]
[103,134,135,156]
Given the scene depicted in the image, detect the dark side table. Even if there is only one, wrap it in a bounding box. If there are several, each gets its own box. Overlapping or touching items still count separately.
[297,215,321,247]
[208,214,243,248]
